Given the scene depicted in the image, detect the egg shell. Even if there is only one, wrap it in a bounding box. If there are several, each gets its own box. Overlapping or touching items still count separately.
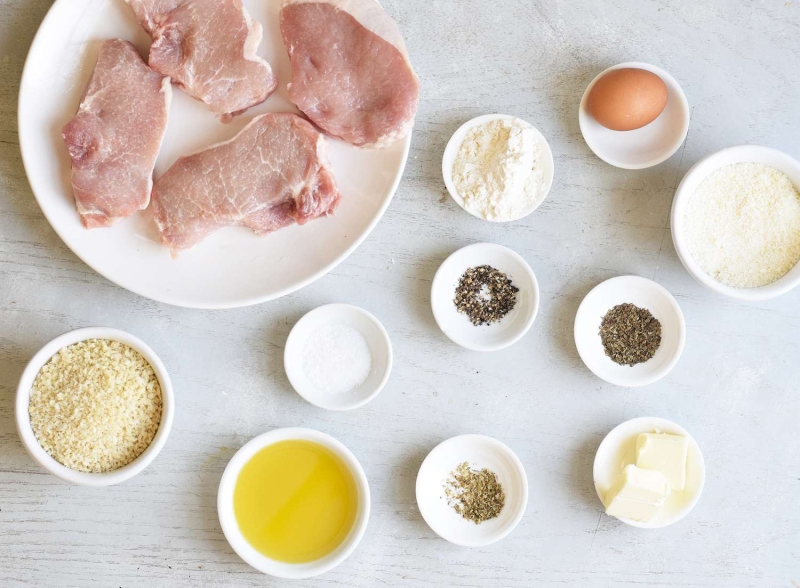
[587,68,668,132]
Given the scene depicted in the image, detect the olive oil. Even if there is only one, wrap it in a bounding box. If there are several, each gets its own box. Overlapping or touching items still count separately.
[233,439,358,563]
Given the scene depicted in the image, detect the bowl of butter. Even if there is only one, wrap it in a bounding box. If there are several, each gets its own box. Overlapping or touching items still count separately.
[593,416,705,528]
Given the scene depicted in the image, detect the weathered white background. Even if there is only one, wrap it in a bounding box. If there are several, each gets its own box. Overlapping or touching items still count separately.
[1,0,799,586]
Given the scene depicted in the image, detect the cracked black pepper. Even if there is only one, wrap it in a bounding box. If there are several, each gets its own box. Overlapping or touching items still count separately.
[599,303,662,366]
[454,265,518,326]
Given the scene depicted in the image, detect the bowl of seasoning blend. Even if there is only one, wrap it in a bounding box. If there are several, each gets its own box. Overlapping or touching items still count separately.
[416,434,528,546]
[431,243,539,352]
[573,276,686,387]
[217,428,370,578]
[284,304,392,411]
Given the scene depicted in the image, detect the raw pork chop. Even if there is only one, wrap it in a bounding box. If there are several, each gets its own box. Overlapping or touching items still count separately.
[280,0,420,147]
[125,0,277,118]
[151,113,340,253]
[62,39,171,228]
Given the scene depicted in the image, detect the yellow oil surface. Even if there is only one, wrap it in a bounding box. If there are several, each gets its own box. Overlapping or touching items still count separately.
[233,439,358,563]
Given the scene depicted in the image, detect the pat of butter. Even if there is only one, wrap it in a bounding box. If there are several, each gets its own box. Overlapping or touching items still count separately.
[604,464,671,523]
[636,432,689,491]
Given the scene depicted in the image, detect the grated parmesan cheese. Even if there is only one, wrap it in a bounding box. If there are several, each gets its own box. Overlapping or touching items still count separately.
[684,163,800,288]
[28,339,162,473]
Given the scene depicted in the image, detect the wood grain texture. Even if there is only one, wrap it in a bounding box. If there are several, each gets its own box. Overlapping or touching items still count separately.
[1,0,799,586]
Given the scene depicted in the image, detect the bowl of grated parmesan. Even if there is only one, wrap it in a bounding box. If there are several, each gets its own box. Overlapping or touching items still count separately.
[671,145,800,300]
[15,327,175,486]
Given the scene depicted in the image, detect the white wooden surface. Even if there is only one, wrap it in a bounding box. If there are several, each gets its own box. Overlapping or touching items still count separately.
[1,1,799,586]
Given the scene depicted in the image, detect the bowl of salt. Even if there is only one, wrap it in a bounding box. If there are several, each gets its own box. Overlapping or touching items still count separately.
[284,304,393,411]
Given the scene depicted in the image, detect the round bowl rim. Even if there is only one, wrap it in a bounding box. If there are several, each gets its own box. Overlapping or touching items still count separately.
[15,327,175,487]
[441,113,555,222]
[592,416,706,529]
[216,427,371,579]
[670,144,800,300]
[284,303,393,411]
[430,242,540,352]
[578,61,690,170]
[573,275,686,387]
[415,433,529,546]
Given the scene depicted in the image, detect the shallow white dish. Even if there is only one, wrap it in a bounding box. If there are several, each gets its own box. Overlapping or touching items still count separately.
[15,327,174,487]
[284,304,392,411]
[18,0,411,309]
[671,145,800,300]
[593,416,705,529]
[442,114,554,221]
[217,428,370,579]
[431,243,539,352]
[416,434,528,547]
[574,276,685,387]
[579,62,690,169]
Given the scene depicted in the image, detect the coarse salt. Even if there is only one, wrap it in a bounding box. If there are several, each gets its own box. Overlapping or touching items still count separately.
[302,324,372,395]
[684,163,800,288]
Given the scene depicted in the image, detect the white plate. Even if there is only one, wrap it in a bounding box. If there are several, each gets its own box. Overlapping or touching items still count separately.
[416,434,528,547]
[15,327,174,487]
[671,145,800,300]
[579,62,690,170]
[284,304,392,411]
[574,276,685,387]
[441,114,554,222]
[18,0,411,309]
[431,243,539,352]
[593,417,705,529]
[217,428,370,578]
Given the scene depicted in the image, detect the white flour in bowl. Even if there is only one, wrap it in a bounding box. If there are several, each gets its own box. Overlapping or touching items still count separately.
[452,118,545,221]
[684,162,800,288]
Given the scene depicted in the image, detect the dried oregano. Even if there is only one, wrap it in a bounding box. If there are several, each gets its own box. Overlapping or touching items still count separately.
[599,303,662,366]
[443,462,505,524]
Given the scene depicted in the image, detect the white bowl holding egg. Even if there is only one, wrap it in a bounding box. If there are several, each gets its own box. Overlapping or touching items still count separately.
[579,62,690,170]
[671,145,800,301]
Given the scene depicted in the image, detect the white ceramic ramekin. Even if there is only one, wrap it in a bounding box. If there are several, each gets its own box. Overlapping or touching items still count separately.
[217,428,371,579]
[671,145,800,300]
[15,327,175,486]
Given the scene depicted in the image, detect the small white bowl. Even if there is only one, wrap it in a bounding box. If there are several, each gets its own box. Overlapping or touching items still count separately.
[284,304,392,411]
[15,327,174,486]
[442,114,554,221]
[217,427,370,579]
[416,434,528,547]
[579,62,690,169]
[671,145,800,300]
[574,276,685,387]
[593,416,706,529]
[431,243,539,352]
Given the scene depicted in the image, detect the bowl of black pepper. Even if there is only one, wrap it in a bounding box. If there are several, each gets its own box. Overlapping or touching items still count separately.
[573,276,686,387]
[431,243,539,351]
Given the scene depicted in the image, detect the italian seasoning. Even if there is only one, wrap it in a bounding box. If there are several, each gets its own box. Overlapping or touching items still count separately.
[443,462,505,524]
[599,303,662,366]
[454,265,518,326]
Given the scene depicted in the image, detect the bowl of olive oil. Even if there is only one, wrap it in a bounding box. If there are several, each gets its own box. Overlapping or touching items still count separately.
[217,428,370,578]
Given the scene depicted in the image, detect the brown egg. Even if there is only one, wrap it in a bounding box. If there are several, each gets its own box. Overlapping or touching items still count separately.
[587,68,668,131]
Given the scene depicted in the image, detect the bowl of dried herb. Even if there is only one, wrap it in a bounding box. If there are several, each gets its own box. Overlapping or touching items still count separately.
[415,434,528,547]
[573,275,686,387]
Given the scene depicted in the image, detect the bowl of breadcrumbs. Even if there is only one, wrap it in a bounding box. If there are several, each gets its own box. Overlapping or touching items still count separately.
[15,327,174,486]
